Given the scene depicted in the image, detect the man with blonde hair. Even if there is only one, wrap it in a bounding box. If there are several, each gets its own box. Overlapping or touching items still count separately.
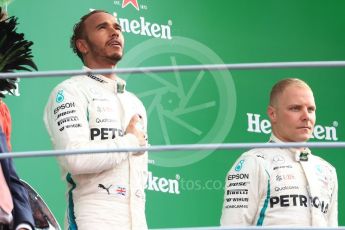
[220,78,338,226]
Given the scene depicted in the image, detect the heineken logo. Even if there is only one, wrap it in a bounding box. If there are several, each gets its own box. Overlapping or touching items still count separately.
[121,0,139,11]
[146,171,180,194]
[112,0,173,40]
[246,112,339,141]
[118,16,172,40]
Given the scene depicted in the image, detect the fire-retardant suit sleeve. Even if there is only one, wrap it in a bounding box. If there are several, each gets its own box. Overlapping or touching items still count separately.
[327,168,338,226]
[220,151,268,226]
[43,80,141,175]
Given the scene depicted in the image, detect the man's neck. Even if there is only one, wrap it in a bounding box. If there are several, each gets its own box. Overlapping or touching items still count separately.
[85,64,117,80]
[270,133,308,152]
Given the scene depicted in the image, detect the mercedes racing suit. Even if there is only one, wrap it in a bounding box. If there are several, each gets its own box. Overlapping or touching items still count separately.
[220,135,338,226]
[43,71,148,230]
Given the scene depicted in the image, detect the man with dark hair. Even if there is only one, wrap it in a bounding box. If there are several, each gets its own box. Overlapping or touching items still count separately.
[69,10,108,62]
[44,10,148,230]
[220,78,338,226]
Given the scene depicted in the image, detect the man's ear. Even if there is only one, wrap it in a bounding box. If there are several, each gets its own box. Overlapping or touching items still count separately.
[76,39,88,54]
[267,105,277,123]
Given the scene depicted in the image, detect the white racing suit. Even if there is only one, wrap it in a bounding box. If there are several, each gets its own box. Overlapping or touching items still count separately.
[220,135,338,226]
[44,71,148,230]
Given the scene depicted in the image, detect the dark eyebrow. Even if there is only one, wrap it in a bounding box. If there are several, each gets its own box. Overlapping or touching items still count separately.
[95,21,122,31]
[115,22,122,30]
[96,22,108,29]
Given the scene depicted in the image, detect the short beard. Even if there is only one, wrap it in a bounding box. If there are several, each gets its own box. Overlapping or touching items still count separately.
[85,36,123,64]
[110,53,122,63]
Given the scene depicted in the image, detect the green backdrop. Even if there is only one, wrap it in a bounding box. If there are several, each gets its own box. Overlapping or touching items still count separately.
[4,0,345,228]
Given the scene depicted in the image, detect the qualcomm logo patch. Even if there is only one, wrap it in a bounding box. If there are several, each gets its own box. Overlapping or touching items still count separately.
[55,90,64,103]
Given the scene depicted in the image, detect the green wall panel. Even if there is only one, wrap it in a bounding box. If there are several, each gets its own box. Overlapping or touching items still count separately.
[4,0,345,227]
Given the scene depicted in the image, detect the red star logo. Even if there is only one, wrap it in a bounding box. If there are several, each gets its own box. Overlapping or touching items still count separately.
[122,0,140,11]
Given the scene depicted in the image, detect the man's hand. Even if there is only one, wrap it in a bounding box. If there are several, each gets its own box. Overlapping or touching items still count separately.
[125,114,147,148]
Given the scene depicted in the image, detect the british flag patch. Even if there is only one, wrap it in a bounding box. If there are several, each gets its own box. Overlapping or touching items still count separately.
[116,186,126,196]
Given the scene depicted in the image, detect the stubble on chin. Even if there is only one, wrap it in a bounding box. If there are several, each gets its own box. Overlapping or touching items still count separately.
[110,51,123,63]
